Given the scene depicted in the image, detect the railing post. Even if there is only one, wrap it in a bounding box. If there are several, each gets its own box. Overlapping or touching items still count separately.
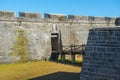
[71,44,73,53]
[62,54,65,62]
[82,44,85,55]
[71,54,75,63]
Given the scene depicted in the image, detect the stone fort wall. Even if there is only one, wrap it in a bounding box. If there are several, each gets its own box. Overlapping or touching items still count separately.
[0,11,118,63]
[80,27,120,80]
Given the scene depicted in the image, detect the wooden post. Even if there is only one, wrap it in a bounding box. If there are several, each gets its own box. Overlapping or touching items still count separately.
[71,54,75,63]
[62,54,65,62]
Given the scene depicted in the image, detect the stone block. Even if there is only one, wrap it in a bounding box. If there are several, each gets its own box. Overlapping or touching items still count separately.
[98,31,109,36]
[115,17,120,26]
[85,46,94,51]
[19,12,41,18]
[89,31,98,36]
[107,48,116,53]
[105,17,111,21]
[94,17,105,21]
[44,13,67,21]
[115,31,120,36]
[97,47,106,52]
[68,15,88,20]
[0,11,15,18]
[88,16,95,21]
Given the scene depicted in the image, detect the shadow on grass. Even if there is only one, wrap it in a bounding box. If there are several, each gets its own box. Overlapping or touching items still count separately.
[28,71,80,80]
[52,60,82,67]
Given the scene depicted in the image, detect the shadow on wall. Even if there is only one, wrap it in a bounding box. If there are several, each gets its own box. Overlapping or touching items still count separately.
[28,71,79,80]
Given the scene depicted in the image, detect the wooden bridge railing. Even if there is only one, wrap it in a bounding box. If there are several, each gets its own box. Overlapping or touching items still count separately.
[62,44,85,55]
[51,44,85,62]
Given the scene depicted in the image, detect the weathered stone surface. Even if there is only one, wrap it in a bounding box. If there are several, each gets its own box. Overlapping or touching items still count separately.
[0,11,15,18]
[45,13,67,21]
[115,18,120,26]
[68,15,88,21]
[80,27,120,80]
[19,12,41,19]
[0,11,118,63]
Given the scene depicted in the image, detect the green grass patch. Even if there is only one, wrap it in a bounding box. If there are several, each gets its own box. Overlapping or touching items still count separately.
[0,61,81,80]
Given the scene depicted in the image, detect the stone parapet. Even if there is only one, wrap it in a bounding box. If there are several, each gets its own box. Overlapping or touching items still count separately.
[0,11,118,25]
[0,11,15,18]
[44,13,67,21]
[19,12,41,19]
[68,15,88,21]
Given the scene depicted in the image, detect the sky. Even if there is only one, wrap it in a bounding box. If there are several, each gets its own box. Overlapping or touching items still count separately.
[0,0,120,17]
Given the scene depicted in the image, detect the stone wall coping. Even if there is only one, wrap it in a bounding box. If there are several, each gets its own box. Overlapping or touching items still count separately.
[90,27,120,31]
[0,11,118,22]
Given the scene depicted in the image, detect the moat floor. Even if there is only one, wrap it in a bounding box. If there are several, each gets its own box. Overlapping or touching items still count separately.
[0,61,81,80]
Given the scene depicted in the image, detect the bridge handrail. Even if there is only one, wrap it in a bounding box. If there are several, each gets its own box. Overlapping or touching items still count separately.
[62,44,85,53]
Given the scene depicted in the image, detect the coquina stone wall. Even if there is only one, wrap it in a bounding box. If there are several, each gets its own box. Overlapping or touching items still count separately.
[0,11,118,63]
[80,27,120,80]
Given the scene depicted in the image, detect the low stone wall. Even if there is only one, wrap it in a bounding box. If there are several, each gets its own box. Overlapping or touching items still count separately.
[80,27,120,80]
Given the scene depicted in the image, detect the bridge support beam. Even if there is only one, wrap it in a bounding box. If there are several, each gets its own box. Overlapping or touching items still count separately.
[62,54,65,62]
[71,54,75,63]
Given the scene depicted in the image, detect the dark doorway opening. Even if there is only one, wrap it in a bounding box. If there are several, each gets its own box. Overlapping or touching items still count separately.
[50,33,60,60]
[51,33,59,51]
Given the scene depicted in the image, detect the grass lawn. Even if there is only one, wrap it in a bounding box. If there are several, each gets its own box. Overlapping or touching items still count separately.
[0,60,82,80]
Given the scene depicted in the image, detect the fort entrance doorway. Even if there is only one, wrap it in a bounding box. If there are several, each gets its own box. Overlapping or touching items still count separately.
[50,33,60,60]
[51,33,59,52]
